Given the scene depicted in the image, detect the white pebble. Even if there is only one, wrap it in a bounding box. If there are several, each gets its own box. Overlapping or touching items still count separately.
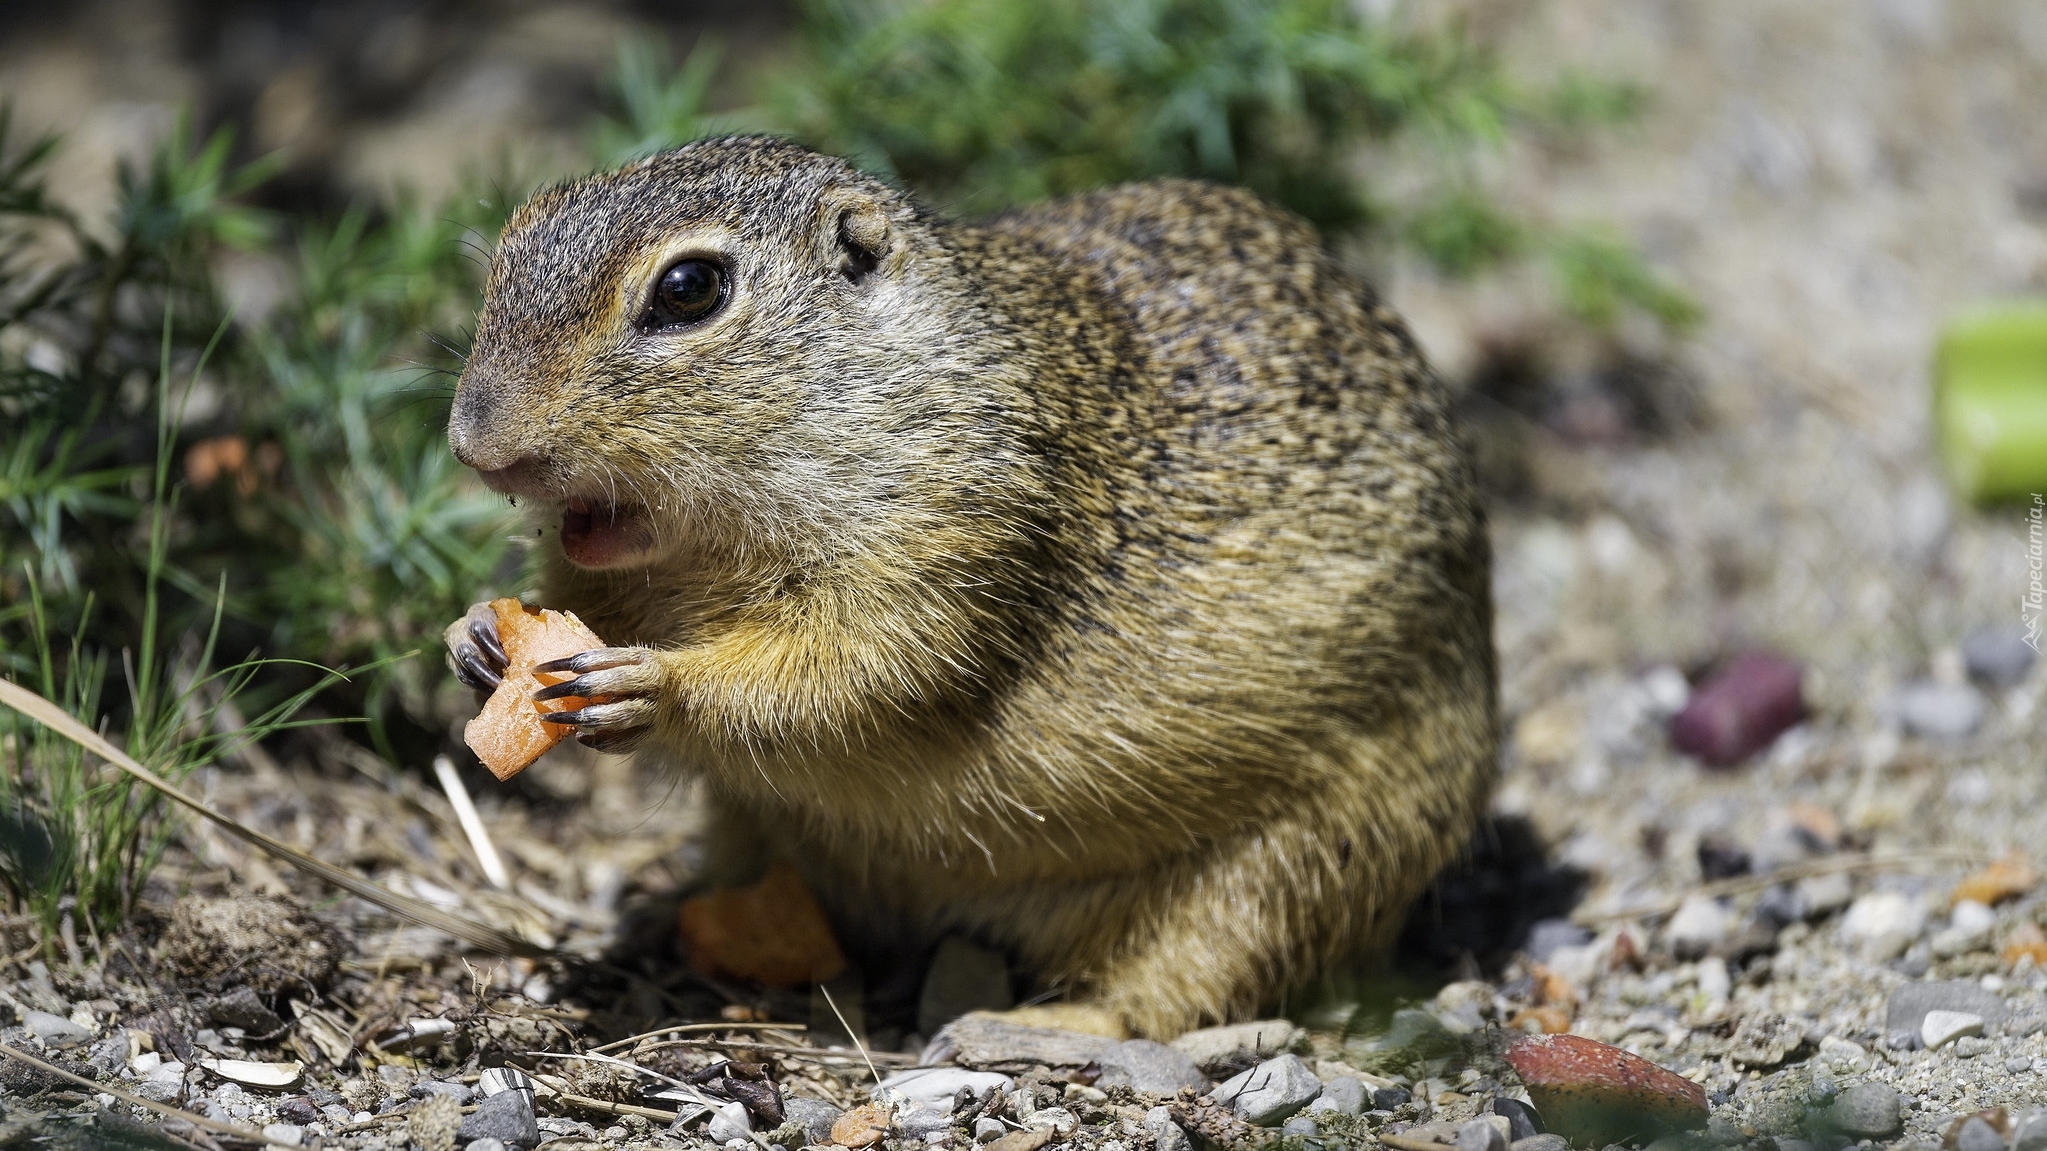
[1840,891,1927,960]
[707,1101,753,1144]
[1895,680,1985,740]
[1952,900,1998,934]
[1922,1009,1986,1050]
[1695,956,1732,1007]
[1666,896,1732,952]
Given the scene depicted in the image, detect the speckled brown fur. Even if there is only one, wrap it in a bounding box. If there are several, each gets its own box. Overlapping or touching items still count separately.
[445,136,1496,1039]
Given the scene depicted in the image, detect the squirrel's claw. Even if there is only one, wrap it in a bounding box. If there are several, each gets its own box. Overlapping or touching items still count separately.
[446,602,510,694]
[540,697,658,749]
[534,647,663,753]
[468,609,508,668]
[453,647,503,692]
[533,647,644,675]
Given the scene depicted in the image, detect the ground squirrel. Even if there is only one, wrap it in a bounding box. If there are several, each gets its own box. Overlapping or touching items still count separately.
[445,136,1496,1039]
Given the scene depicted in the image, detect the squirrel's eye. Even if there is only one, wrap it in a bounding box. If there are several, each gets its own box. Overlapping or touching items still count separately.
[643,259,726,330]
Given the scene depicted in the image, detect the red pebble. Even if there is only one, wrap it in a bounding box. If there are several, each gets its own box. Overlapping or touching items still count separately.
[1668,651,1804,768]
[1503,1032,1708,1146]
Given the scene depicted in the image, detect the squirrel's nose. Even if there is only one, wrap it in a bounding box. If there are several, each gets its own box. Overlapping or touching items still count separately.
[448,377,520,471]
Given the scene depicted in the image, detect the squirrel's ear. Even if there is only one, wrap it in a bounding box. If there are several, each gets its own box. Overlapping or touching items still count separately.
[825,192,894,285]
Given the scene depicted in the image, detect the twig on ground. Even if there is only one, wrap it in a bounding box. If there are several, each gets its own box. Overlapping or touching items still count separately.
[624,1036,916,1066]
[591,1021,808,1054]
[0,677,549,958]
[819,981,880,1086]
[551,1090,683,1123]
[0,1041,305,1149]
[434,753,512,890]
[531,1048,695,1089]
[1574,847,2002,925]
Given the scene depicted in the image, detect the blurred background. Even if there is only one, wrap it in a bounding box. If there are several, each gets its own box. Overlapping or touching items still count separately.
[4,0,2047,1031]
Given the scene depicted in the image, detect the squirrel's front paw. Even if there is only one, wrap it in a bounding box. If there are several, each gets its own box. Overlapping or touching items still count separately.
[533,647,666,754]
[446,602,509,694]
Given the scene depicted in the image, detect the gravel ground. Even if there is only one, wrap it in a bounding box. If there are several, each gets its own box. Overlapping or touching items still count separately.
[5,2,2047,1150]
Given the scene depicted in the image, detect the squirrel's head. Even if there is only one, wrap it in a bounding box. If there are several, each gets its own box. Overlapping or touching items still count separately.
[451,136,989,573]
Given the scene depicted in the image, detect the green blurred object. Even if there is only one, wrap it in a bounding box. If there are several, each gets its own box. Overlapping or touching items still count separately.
[1937,299,2047,505]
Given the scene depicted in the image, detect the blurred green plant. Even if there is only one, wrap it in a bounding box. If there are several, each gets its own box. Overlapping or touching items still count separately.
[0,108,518,758]
[1,318,342,943]
[752,0,1694,331]
[592,38,746,168]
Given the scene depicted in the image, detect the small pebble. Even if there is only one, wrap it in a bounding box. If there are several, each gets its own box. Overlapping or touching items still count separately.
[1081,1039,1202,1095]
[457,1089,540,1148]
[897,1108,955,1140]
[831,1103,892,1150]
[708,1101,753,1144]
[1456,1118,1508,1151]
[1490,1097,1542,1142]
[1895,679,1986,740]
[974,1118,1005,1143]
[1525,918,1592,962]
[1668,651,1803,767]
[1510,1137,1569,1151]
[1889,981,2004,1030]
[1956,1117,2007,1151]
[2012,1110,2047,1151]
[409,1080,476,1105]
[1955,1035,1996,1058]
[276,1098,320,1126]
[1374,1086,1413,1110]
[1501,1033,1707,1146]
[1144,1106,1193,1151]
[1211,1054,1322,1126]
[1827,1082,1904,1139]
[1841,891,1928,960]
[1665,896,1732,955]
[1282,1115,1318,1138]
[1797,872,1853,916]
[1695,956,1732,1005]
[22,1010,92,1049]
[477,1067,535,1096]
[1817,1036,1870,1071]
[1023,1106,1077,1136]
[1695,836,1752,879]
[1922,1009,1986,1050]
[875,1068,1016,1113]
[1957,855,2041,906]
[1167,1019,1304,1076]
[1963,628,2035,686]
[1953,899,1999,934]
[468,1141,507,1151]
[1308,1076,1367,1115]
[784,1098,845,1147]
[260,1125,304,1148]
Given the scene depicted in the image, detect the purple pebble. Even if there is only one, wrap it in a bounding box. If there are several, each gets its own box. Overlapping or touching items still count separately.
[1669,652,1804,768]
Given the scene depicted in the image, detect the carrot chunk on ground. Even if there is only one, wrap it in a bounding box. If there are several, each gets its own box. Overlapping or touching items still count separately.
[678,862,848,987]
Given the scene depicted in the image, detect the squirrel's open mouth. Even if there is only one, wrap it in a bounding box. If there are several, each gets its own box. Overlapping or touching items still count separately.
[560,495,653,570]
